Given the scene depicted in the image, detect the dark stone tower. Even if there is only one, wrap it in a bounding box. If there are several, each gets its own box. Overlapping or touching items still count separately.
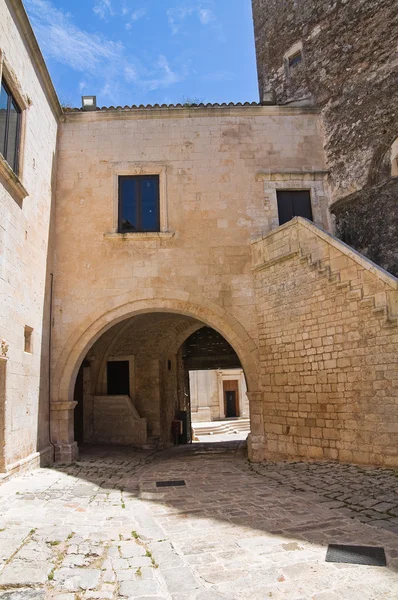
[252,0,398,275]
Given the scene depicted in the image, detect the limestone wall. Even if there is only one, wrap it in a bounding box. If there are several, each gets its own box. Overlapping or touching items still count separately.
[52,106,326,416]
[252,217,398,466]
[0,0,60,471]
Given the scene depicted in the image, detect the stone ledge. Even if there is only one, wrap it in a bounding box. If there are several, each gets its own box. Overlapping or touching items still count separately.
[51,401,77,411]
[0,155,28,204]
[253,250,299,272]
[0,446,53,485]
[63,104,321,122]
[255,170,328,182]
[103,231,175,241]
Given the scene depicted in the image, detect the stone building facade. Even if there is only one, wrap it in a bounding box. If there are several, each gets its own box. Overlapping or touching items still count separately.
[0,0,398,475]
[51,103,326,462]
[189,369,249,423]
[251,0,398,275]
[0,0,60,477]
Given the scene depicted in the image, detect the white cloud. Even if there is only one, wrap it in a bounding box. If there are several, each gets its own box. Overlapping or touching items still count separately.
[132,8,146,21]
[124,55,181,93]
[198,8,213,25]
[93,0,113,20]
[126,7,146,30]
[24,0,185,102]
[25,0,122,73]
[167,4,215,35]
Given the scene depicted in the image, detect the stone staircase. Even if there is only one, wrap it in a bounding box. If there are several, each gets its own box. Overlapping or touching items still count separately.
[252,216,398,330]
[250,217,398,466]
[193,418,250,437]
[298,250,398,330]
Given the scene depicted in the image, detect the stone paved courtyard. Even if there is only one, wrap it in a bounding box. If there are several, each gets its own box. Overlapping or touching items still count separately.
[0,442,397,599]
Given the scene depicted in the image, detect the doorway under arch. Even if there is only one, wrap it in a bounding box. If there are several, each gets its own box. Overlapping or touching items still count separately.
[51,295,262,464]
[71,312,250,452]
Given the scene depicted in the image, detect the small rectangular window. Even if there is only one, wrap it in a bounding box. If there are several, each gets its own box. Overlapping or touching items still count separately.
[24,326,33,354]
[277,190,313,225]
[0,81,22,174]
[288,51,302,69]
[119,175,160,233]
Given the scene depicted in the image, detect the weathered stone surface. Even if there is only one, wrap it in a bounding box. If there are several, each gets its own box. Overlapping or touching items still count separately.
[252,0,398,274]
[0,591,44,600]
[0,444,395,598]
[332,178,398,276]
[54,567,101,591]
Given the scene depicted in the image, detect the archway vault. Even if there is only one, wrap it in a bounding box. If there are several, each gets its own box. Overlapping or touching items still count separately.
[50,290,261,463]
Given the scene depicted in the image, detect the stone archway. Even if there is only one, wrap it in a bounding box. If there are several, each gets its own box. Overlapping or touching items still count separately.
[51,292,263,463]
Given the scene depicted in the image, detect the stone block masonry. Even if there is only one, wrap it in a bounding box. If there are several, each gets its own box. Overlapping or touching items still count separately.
[252,217,398,467]
[251,0,398,275]
[0,0,61,474]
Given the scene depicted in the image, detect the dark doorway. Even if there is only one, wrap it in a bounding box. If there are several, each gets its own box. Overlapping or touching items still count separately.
[277,190,313,225]
[107,360,130,395]
[223,380,239,418]
[225,392,237,417]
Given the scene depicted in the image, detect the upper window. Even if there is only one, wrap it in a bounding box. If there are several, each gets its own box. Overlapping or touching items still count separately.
[288,51,303,69]
[277,190,313,225]
[0,80,22,175]
[118,175,160,233]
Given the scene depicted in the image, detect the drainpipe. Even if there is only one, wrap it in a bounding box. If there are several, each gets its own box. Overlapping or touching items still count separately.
[48,272,55,459]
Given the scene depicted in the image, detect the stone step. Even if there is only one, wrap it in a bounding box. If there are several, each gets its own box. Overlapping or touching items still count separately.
[193,419,250,436]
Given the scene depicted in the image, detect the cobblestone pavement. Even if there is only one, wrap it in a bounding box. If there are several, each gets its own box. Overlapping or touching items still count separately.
[250,459,398,535]
[0,442,397,599]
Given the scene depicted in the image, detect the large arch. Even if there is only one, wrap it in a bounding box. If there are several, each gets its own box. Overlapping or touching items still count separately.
[50,291,262,463]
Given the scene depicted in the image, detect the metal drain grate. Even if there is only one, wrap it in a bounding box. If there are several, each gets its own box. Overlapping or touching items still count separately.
[326,544,386,567]
[156,480,186,487]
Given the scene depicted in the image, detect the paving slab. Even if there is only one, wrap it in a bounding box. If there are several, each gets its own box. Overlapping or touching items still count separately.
[0,443,395,598]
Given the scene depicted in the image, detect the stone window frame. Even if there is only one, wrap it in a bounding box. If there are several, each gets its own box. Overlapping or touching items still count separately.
[284,41,304,77]
[105,162,175,241]
[0,51,29,204]
[101,355,136,402]
[256,171,331,233]
[216,369,245,419]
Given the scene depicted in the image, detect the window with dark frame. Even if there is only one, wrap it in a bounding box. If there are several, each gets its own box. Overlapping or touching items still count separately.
[288,51,303,69]
[0,80,22,175]
[118,175,160,233]
[276,190,313,225]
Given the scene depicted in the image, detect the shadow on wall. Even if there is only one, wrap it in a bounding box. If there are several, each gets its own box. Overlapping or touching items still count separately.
[36,149,57,467]
[332,135,398,277]
[332,177,398,278]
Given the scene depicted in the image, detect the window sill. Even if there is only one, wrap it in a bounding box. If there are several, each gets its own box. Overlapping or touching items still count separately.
[104,231,175,241]
[0,155,28,205]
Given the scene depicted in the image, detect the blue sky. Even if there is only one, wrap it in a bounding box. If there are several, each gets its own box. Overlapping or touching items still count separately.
[24,0,259,108]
